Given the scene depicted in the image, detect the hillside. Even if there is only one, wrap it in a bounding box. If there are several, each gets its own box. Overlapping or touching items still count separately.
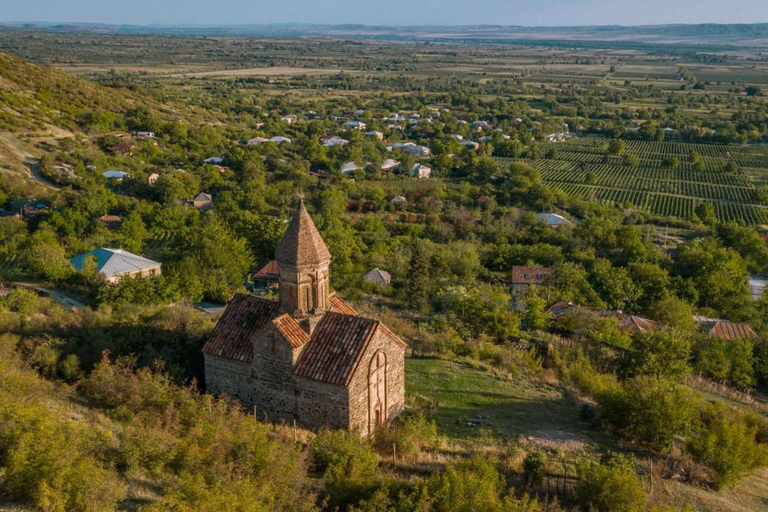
[0,51,193,177]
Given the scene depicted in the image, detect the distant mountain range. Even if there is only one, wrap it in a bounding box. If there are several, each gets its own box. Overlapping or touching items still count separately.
[3,22,768,49]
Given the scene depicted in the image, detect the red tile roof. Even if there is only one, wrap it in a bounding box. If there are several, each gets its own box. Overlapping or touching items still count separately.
[253,260,279,280]
[549,302,658,334]
[701,320,759,341]
[295,313,379,386]
[202,294,280,362]
[329,292,358,316]
[509,266,551,285]
[98,215,123,223]
[272,314,311,348]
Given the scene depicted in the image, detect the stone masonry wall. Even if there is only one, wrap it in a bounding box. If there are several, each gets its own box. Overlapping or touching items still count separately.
[347,330,406,436]
[204,325,351,430]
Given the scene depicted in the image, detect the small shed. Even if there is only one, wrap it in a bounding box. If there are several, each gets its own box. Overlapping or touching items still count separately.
[364,268,392,286]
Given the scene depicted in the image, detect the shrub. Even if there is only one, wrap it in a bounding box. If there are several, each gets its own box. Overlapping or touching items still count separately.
[577,453,646,512]
[425,456,539,512]
[523,451,547,487]
[687,403,768,489]
[374,412,441,462]
[310,429,380,510]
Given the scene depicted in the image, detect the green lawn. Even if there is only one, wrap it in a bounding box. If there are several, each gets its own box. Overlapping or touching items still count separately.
[405,357,611,449]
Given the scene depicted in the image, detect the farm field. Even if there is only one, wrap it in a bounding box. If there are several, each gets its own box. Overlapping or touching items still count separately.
[496,137,768,225]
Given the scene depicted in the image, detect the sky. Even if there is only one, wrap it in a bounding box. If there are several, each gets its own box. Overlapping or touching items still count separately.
[1,0,767,27]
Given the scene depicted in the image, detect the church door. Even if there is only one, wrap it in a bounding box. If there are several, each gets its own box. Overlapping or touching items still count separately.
[368,351,387,435]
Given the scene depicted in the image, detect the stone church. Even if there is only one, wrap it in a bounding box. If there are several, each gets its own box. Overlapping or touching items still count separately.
[203,201,406,436]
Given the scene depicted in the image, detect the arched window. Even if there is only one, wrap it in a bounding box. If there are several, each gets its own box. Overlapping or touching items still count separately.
[368,351,387,435]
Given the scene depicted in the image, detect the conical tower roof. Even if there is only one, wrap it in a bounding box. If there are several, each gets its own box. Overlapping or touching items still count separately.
[276,200,331,267]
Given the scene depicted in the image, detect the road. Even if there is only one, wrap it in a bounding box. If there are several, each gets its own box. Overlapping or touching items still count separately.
[7,282,86,311]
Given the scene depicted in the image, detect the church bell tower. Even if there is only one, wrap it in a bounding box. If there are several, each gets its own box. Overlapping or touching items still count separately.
[275,200,332,332]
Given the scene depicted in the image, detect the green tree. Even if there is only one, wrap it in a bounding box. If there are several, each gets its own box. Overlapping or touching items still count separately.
[406,241,431,312]
[628,330,692,382]
[608,138,626,156]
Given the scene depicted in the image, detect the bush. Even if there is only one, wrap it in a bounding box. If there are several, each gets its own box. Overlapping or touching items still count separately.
[523,451,547,487]
[425,456,539,512]
[310,429,380,510]
[577,453,646,512]
[687,403,768,489]
[374,412,441,462]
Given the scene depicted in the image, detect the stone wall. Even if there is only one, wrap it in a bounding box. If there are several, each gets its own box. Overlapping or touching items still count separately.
[204,325,351,430]
[347,330,406,436]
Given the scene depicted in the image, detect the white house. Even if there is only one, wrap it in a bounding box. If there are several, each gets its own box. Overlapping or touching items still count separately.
[147,172,160,185]
[381,159,400,172]
[461,140,480,150]
[322,136,349,147]
[410,163,432,179]
[247,137,269,145]
[341,162,362,175]
[365,131,384,141]
[404,145,431,156]
[70,248,161,284]
[537,213,573,227]
[103,170,130,181]
[391,195,407,206]
[281,115,297,124]
[203,157,224,164]
[269,136,291,144]
[344,120,367,131]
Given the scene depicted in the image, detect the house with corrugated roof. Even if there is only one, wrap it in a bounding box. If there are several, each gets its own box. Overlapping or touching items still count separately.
[203,201,406,436]
[70,248,161,284]
[364,268,392,286]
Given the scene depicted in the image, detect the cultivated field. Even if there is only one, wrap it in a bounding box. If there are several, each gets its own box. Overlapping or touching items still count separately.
[497,137,768,225]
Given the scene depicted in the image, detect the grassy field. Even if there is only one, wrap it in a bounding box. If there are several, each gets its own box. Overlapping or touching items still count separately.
[405,357,610,450]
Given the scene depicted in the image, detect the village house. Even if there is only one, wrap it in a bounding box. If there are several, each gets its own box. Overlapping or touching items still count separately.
[341,162,362,175]
[404,144,431,156]
[365,131,384,141]
[8,199,47,218]
[537,213,574,227]
[410,163,432,179]
[344,120,367,131]
[390,195,407,206]
[321,136,348,147]
[147,172,160,186]
[98,215,123,229]
[694,317,760,341]
[192,192,213,211]
[508,266,552,295]
[203,157,224,165]
[253,260,280,291]
[103,170,130,182]
[381,159,400,172]
[364,268,392,286]
[70,248,161,283]
[281,115,298,124]
[203,201,406,435]
[548,302,659,335]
